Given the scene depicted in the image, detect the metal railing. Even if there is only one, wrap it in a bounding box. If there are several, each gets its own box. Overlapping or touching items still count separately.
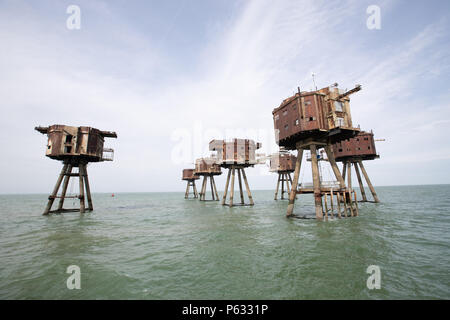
[300,181,340,188]
[102,148,114,161]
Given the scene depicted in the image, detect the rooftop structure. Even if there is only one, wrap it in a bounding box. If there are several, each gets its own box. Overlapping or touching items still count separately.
[209,139,262,167]
[272,84,361,150]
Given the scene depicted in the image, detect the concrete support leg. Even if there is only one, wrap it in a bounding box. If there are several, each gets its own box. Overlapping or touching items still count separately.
[274,173,281,200]
[43,163,69,215]
[330,188,334,218]
[221,168,231,206]
[193,181,198,198]
[185,181,190,199]
[342,162,347,183]
[285,173,291,194]
[83,164,93,211]
[209,176,215,201]
[241,168,254,206]
[310,145,323,220]
[286,148,303,217]
[57,164,73,211]
[281,173,285,200]
[202,176,208,201]
[237,169,244,204]
[78,166,86,214]
[347,162,352,191]
[353,191,359,216]
[287,173,297,199]
[212,177,219,200]
[324,145,346,189]
[358,160,380,203]
[229,166,236,207]
[343,191,348,217]
[354,162,367,202]
[337,192,342,218]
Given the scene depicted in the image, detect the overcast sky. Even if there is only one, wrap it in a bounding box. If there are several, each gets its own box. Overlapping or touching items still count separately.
[0,0,449,194]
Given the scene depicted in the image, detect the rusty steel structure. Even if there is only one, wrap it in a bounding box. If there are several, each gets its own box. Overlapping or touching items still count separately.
[273,84,362,220]
[194,158,222,201]
[182,169,200,199]
[35,125,117,215]
[209,139,262,207]
[269,152,297,200]
[332,131,380,203]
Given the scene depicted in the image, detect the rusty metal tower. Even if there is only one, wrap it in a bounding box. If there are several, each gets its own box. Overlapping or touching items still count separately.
[272,84,362,220]
[194,157,222,201]
[182,169,200,199]
[209,139,262,207]
[35,125,117,215]
[269,151,297,200]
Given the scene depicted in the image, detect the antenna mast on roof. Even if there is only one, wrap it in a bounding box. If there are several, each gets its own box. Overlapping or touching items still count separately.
[311,72,317,90]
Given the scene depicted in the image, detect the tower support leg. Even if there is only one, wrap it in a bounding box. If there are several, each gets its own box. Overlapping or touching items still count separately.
[78,165,86,213]
[221,168,232,205]
[43,163,69,215]
[358,160,380,203]
[274,173,281,200]
[310,144,323,220]
[193,181,198,198]
[185,181,190,199]
[241,168,254,206]
[285,173,291,195]
[57,164,73,211]
[342,161,347,183]
[337,192,342,218]
[209,175,215,201]
[281,173,285,200]
[237,169,245,204]
[287,173,297,199]
[343,191,348,217]
[229,166,236,207]
[202,176,208,201]
[286,148,303,217]
[82,164,93,211]
[324,145,346,189]
[347,162,352,191]
[212,176,219,200]
[354,162,367,202]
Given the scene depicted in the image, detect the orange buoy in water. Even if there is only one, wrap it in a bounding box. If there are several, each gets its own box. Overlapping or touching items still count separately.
[112,193,115,197]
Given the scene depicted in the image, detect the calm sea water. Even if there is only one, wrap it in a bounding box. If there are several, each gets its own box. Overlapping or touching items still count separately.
[0,185,449,299]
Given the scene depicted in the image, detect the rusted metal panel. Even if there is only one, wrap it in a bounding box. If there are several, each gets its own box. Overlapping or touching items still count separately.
[270,153,297,172]
[273,84,360,149]
[332,131,378,161]
[209,138,262,166]
[194,158,222,175]
[182,169,199,180]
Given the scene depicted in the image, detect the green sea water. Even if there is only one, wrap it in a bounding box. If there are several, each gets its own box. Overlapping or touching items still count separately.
[0,185,449,299]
